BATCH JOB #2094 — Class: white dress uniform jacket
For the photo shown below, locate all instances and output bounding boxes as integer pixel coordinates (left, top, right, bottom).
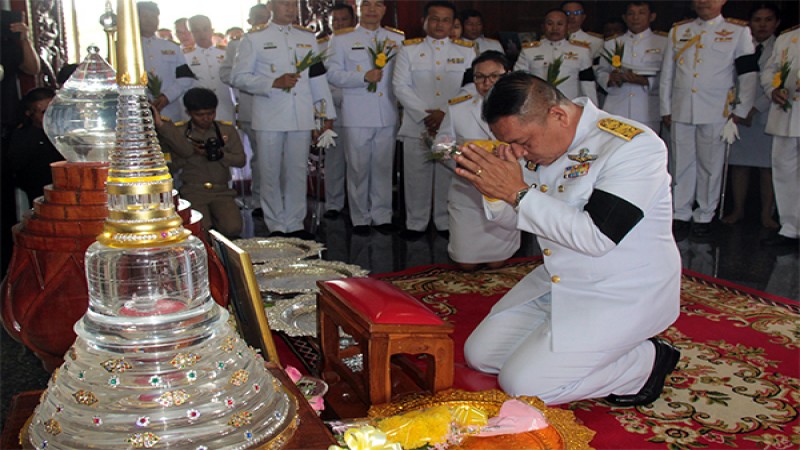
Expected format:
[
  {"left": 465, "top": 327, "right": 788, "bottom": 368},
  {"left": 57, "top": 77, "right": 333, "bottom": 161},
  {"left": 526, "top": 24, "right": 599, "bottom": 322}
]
[
  {"left": 569, "top": 29, "right": 603, "bottom": 60},
  {"left": 483, "top": 98, "right": 680, "bottom": 352},
  {"left": 515, "top": 39, "right": 598, "bottom": 104},
  {"left": 467, "top": 36, "right": 504, "bottom": 55},
  {"left": 596, "top": 29, "right": 667, "bottom": 129},
  {"left": 184, "top": 44, "right": 236, "bottom": 122},
  {"left": 141, "top": 35, "right": 193, "bottom": 122},
  {"left": 436, "top": 93, "right": 522, "bottom": 264},
  {"left": 761, "top": 26, "right": 800, "bottom": 239}
]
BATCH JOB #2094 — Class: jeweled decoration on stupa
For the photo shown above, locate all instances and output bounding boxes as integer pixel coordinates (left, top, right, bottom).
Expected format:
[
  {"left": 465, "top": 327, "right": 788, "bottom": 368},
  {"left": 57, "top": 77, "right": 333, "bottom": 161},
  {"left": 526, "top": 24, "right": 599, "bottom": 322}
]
[{"left": 26, "top": 1, "right": 298, "bottom": 448}]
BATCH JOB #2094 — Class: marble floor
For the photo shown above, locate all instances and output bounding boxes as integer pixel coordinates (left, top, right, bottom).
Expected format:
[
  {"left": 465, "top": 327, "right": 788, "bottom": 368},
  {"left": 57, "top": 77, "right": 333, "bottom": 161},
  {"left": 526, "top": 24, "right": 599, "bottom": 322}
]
[{"left": 1, "top": 199, "right": 797, "bottom": 427}]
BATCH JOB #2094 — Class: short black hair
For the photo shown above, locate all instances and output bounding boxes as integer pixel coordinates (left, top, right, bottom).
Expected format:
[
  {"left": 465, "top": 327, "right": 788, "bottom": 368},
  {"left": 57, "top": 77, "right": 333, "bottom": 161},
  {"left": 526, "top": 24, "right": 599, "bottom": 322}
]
[
  {"left": 226, "top": 26, "right": 244, "bottom": 35},
  {"left": 545, "top": 8, "right": 568, "bottom": 20},
  {"left": 331, "top": 2, "right": 355, "bottom": 19},
  {"left": 423, "top": 1, "right": 457, "bottom": 19},
  {"left": 174, "top": 17, "right": 188, "bottom": 27},
  {"left": 21, "top": 87, "right": 56, "bottom": 112},
  {"left": 748, "top": 2, "right": 780, "bottom": 20},
  {"left": 560, "top": 1, "right": 585, "bottom": 10},
  {"left": 183, "top": 87, "right": 218, "bottom": 111},
  {"left": 459, "top": 8, "right": 482, "bottom": 24},
  {"left": 625, "top": 1, "right": 653, "bottom": 13},
  {"left": 482, "top": 72, "right": 568, "bottom": 125},
  {"left": 136, "top": 1, "right": 159, "bottom": 15},
  {"left": 473, "top": 50, "right": 511, "bottom": 72},
  {"left": 188, "top": 15, "right": 211, "bottom": 31}
]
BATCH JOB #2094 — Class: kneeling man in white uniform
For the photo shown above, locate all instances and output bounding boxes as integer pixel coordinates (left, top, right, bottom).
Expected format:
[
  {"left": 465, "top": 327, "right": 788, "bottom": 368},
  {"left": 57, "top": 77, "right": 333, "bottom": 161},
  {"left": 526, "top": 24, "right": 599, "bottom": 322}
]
[{"left": 456, "top": 72, "right": 681, "bottom": 406}]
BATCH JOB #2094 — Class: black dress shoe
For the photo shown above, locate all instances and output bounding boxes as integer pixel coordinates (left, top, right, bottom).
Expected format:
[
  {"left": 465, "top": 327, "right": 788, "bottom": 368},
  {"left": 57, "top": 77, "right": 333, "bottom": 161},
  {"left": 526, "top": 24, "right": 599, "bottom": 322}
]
[
  {"left": 252, "top": 208, "right": 264, "bottom": 218},
  {"left": 373, "top": 223, "right": 396, "bottom": 234},
  {"left": 288, "top": 230, "right": 316, "bottom": 241},
  {"left": 323, "top": 209, "right": 340, "bottom": 219},
  {"left": 672, "top": 220, "right": 690, "bottom": 240},
  {"left": 691, "top": 222, "right": 712, "bottom": 237},
  {"left": 606, "top": 338, "right": 681, "bottom": 407},
  {"left": 352, "top": 225, "right": 371, "bottom": 236},
  {"left": 760, "top": 234, "right": 799, "bottom": 249},
  {"left": 268, "top": 231, "right": 287, "bottom": 237},
  {"left": 399, "top": 229, "right": 425, "bottom": 240}
]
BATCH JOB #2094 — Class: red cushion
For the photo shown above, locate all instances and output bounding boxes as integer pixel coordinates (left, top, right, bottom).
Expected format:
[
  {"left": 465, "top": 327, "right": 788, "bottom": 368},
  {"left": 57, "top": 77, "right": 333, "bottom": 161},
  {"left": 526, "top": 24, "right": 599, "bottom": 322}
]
[{"left": 320, "top": 278, "right": 445, "bottom": 325}]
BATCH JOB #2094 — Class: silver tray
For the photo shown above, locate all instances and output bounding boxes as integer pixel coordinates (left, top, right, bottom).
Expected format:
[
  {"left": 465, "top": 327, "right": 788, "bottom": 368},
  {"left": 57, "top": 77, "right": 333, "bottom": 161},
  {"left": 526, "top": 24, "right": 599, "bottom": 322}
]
[
  {"left": 254, "top": 260, "right": 369, "bottom": 295},
  {"left": 267, "top": 294, "right": 318, "bottom": 337},
  {"left": 233, "top": 237, "right": 324, "bottom": 265}
]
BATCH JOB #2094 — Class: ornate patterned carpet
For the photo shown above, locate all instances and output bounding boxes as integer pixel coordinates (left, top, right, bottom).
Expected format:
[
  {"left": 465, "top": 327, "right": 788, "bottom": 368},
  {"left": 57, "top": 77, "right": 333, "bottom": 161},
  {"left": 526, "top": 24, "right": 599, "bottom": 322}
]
[{"left": 282, "top": 258, "right": 800, "bottom": 449}]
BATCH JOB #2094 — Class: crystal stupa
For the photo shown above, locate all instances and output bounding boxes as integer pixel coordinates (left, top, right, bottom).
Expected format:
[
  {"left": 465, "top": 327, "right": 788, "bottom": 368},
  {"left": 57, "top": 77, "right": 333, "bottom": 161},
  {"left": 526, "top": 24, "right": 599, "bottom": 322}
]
[
  {"left": 27, "top": 1, "right": 298, "bottom": 448},
  {"left": 43, "top": 45, "right": 118, "bottom": 162}
]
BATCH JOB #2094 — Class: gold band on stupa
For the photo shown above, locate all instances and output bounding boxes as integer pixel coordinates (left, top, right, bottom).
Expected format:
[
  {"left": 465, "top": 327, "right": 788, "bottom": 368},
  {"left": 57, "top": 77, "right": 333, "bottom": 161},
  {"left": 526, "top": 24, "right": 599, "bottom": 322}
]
[{"left": 97, "top": 0, "right": 189, "bottom": 248}]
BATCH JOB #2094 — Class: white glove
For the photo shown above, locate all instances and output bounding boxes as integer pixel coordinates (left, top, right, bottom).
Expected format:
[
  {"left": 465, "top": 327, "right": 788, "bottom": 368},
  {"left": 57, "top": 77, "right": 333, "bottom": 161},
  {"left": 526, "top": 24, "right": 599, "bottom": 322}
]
[
  {"left": 316, "top": 129, "right": 337, "bottom": 149},
  {"left": 720, "top": 117, "right": 739, "bottom": 145}
]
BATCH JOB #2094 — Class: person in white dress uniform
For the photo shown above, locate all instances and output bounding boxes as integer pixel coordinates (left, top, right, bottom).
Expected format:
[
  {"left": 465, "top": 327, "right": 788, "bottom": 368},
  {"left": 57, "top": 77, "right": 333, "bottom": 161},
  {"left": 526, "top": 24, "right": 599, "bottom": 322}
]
[
  {"left": 436, "top": 51, "right": 523, "bottom": 269},
  {"left": 722, "top": 3, "right": 780, "bottom": 229},
  {"left": 137, "top": 2, "right": 194, "bottom": 122},
  {"left": 562, "top": 1, "right": 603, "bottom": 60},
  {"left": 460, "top": 9, "right": 504, "bottom": 55},
  {"left": 660, "top": 0, "right": 758, "bottom": 238},
  {"left": 760, "top": 24, "right": 800, "bottom": 249},
  {"left": 595, "top": 1, "right": 667, "bottom": 132},
  {"left": 185, "top": 15, "right": 235, "bottom": 123},
  {"left": 515, "top": 9, "right": 597, "bottom": 104},
  {"left": 326, "top": 0, "right": 403, "bottom": 234},
  {"left": 455, "top": 72, "right": 681, "bottom": 405},
  {"left": 393, "top": 1, "right": 474, "bottom": 238},
  {"left": 230, "top": 0, "right": 336, "bottom": 238}
]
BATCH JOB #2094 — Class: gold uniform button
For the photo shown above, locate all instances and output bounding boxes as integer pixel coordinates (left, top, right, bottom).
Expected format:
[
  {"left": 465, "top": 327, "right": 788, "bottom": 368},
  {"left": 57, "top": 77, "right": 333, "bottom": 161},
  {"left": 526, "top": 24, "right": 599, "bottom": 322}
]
[
  {"left": 436, "top": 61, "right": 441, "bottom": 65},
  {"left": 203, "top": 182, "right": 213, "bottom": 190},
  {"left": 551, "top": 275, "right": 561, "bottom": 283},
  {"left": 436, "top": 76, "right": 442, "bottom": 80},
  {"left": 691, "top": 88, "right": 697, "bottom": 93},
  {"left": 558, "top": 185, "right": 565, "bottom": 192},
  {"left": 543, "top": 248, "right": 552, "bottom": 256},
  {"left": 693, "top": 73, "right": 698, "bottom": 78},
  {"left": 540, "top": 185, "right": 548, "bottom": 193},
  {"left": 379, "top": 92, "right": 384, "bottom": 97}
]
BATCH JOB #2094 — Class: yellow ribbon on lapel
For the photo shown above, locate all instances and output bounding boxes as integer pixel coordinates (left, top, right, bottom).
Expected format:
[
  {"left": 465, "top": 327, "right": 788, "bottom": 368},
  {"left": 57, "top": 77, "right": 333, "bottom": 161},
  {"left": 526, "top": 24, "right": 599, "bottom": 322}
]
[{"left": 674, "top": 35, "right": 701, "bottom": 62}]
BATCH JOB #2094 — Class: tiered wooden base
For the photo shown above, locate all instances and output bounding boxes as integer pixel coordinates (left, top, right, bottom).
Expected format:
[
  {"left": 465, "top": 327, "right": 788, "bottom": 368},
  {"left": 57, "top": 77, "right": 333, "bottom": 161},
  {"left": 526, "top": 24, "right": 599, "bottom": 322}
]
[{"left": 1, "top": 162, "right": 228, "bottom": 372}]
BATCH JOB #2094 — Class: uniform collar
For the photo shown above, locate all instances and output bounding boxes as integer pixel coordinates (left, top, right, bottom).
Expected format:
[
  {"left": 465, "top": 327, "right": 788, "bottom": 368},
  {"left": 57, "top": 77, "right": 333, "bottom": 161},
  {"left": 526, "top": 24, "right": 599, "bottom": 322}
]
[
  {"left": 426, "top": 36, "right": 449, "bottom": 46},
  {"left": 544, "top": 38, "right": 567, "bottom": 46},
  {"left": 566, "top": 97, "right": 598, "bottom": 154},
  {"left": 696, "top": 15, "right": 723, "bottom": 27},
  {"left": 269, "top": 20, "right": 293, "bottom": 32},
  {"left": 357, "top": 24, "right": 381, "bottom": 36},
  {"left": 626, "top": 28, "right": 652, "bottom": 40}
]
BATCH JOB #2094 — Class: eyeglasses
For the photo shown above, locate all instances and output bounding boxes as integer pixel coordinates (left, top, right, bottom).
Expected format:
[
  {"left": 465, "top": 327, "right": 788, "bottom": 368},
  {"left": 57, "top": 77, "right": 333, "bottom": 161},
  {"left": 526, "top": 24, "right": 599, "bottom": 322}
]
[
  {"left": 474, "top": 73, "right": 505, "bottom": 83},
  {"left": 564, "top": 10, "right": 585, "bottom": 16}
]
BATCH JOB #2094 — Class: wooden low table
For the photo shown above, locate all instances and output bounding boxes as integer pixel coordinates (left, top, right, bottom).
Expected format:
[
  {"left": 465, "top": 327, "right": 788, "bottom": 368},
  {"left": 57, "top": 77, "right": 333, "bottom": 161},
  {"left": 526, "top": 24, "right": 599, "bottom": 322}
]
[{"left": 1, "top": 363, "right": 335, "bottom": 449}]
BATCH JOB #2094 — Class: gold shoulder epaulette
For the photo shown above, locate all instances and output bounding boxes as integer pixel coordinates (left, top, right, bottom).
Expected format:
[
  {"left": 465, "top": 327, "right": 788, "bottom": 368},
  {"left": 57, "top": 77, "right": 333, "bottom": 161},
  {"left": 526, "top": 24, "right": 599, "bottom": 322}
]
[
  {"left": 317, "top": 35, "right": 330, "bottom": 44},
  {"left": 604, "top": 34, "right": 620, "bottom": 41},
  {"left": 403, "top": 37, "right": 424, "bottom": 46},
  {"left": 570, "top": 39, "right": 591, "bottom": 49},
  {"left": 448, "top": 94, "right": 473, "bottom": 105},
  {"left": 294, "top": 24, "right": 314, "bottom": 33},
  {"left": 182, "top": 45, "right": 195, "bottom": 53},
  {"left": 334, "top": 27, "right": 355, "bottom": 36},
  {"left": 453, "top": 39, "right": 474, "bottom": 48},
  {"left": 587, "top": 31, "right": 603, "bottom": 39},
  {"left": 654, "top": 30, "right": 668, "bottom": 37},
  {"left": 384, "top": 26, "right": 404, "bottom": 36},
  {"left": 522, "top": 41, "right": 541, "bottom": 49},
  {"left": 780, "top": 24, "right": 800, "bottom": 35},
  {"left": 597, "top": 118, "right": 645, "bottom": 141},
  {"left": 248, "top": 23, "right": 268, "bottom": 33},
  {"left": 725, "top": 18, "right": 748, "bottom": 27},
  {"left": 173, "top": 120, "right": 186, "bottom": 126},
  {"left": 672, "top": 18, "right": 693, "bottom": 27},
  {"left": 218, "top": 120, "right": 233, "bottom": 126}
]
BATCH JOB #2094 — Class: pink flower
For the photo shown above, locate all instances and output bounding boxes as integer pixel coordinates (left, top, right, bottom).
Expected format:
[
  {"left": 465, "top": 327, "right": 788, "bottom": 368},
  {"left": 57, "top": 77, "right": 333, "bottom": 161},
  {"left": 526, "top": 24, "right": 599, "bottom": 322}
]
[
  {"left": 307, "top": 395, "right": 325, "bottom": 412},
  {"left": 284, "top": 365, "right": 302, "bottom": 384}
]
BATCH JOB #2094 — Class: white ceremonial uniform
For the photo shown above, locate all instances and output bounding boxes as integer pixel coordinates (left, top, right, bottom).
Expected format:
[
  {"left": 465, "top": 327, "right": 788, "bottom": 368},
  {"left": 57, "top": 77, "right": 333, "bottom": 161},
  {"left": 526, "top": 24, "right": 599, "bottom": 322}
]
[
  {"left": 183, "top": 44, "right": 236, "bottom": 122},
  {"left": 761, "top": 26, "right": 800, "bottom": 239},
  {"left": 436, "top": 93, "right": 524, "bottom": 264},
  {"left": 596, "top": 29, "right": 667, "bottom": 131},
  {"left": 466, "top": 36, "right": 504, "bottom": 55},
  {"left": 660, "top": 16, "right": 757, "bottom": 224},
  {"left": 464, "top": 98, "right": 680, "bottom": 405},
  {"left": 326, "top": 25, "right": 405, "bottom": 226},
  {"left": 220, "top": 36, "right": 259, "bottom": 199},
  {"left": 569, "top": 29, "right": 603, "bottom": 60},
  {"left": 142, "top": 35, "right": 194, "bottom": 122},
  {"left": 230, "top": 22, "right": 336, "bottom": 234},
  {"left": 515, "top": 39, "right": 598, "bottom": 104},
  {"left": 318, "top": 35, "right": 346, "bottom": 214},
  {"left": 393, "top": 36, "right": 475, "bottom": 232},
  {"left": 728, "top": 35, "right": 776, "bottom": 168}
]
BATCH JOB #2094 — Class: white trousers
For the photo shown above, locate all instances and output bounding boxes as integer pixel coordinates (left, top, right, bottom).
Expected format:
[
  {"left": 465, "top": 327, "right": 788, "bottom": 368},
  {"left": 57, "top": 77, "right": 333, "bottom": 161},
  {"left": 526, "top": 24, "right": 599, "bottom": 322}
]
[
  {"left": 240, "top": 121, "right": 259, "bottom": 199},
  {"left": 670, "top": 121, "right": 726, "bottom": 223},
  {"left": 344, "top": 126, "right": 396, "bottom": 226},
  {"left": 402, "top": 137, "right": 452, "bottom": 231},
  {"left": 464, "top": 293, "right": 655, "bottom": 405},
  {"left": 255, "top": 130, "right": 311, "bottom": 233},
  {"left": 323, "top": 125, "right": 347, "bottom": 212},
  {"left": 771, "top": 136, "right": 799, "bottom": 238}
]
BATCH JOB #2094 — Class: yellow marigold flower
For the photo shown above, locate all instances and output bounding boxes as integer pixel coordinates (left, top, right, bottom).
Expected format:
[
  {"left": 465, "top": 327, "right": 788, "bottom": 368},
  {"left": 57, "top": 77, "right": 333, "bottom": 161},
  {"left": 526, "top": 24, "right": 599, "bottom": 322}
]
[
  {"left": 772, "top": 71, "right": 782, "bottom": 88},
  {"left": 375, "top": 53, "right": 388, "bottom": 68},
  {"left": 612, "top": 55, "right": 622, "bottom": 68}
]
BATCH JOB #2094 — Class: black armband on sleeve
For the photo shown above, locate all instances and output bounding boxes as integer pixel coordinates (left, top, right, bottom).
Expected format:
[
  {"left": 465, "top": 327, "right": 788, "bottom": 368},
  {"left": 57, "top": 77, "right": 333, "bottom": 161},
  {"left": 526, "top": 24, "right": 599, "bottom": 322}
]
[
  {"left": 176, "top": 64, "right": 196, "bottom": 79},
  {"left": 735, "top": 53, "right": 759, "bottom": 75},
  {"left": 309, "top": 61, "right": 327, "bottom": 78},
  {"left": 584, "top": 189, "right": 644, "bottom": 244},
  {"left": 579, "top": 67, "right": 595, "bottom": 82}
]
